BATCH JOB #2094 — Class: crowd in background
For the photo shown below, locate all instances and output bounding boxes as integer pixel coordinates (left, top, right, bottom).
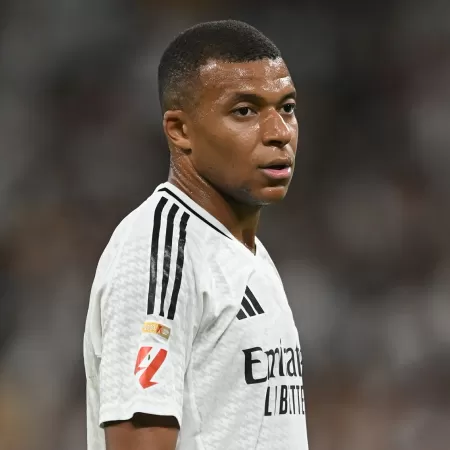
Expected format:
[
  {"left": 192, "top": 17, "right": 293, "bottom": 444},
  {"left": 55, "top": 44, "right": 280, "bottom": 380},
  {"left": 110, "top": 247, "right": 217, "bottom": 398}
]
[{"left": 1, "top": 0, "right": 450, "bottom": 449}]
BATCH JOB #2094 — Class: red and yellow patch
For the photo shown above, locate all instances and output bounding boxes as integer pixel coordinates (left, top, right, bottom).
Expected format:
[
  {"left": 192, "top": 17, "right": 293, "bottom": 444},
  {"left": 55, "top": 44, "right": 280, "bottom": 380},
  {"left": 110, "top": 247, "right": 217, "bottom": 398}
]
[{"left": 142, "top": 321, "right": 171, "bottom": 340}]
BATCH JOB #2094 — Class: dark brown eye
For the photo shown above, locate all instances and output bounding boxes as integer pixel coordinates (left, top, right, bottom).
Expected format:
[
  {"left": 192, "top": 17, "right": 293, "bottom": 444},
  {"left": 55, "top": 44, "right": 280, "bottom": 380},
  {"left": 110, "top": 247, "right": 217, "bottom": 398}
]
[
  {"left": 233, "top": 107, "right": 254, "bottom": 117},
  {"left": 282, "top": 103, "right": 296, "bottom": 114}
]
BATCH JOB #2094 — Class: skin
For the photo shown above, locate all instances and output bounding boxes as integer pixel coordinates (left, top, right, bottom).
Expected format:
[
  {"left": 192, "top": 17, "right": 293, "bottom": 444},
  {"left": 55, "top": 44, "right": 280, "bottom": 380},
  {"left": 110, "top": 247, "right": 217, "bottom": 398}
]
[
  {"left": 105, "top": 414, "right": 179, "bottom": 450},
  {"left": 165, "top": 57, "right": 298, "bottom": 251},
  {"left": 105, "top": 56, "right": 298, "bottom": 450}
]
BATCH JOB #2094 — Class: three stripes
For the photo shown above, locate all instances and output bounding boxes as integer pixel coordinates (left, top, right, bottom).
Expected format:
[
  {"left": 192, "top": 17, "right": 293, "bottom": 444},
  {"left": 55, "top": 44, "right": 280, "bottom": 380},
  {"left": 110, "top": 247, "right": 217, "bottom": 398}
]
[
  {"left": 236, "top": 287, "right": 265, "bottom": 320},
  {"left": 148, "top": 192, "right": 265, "bottom": 323},
  {"left": 148, "top": 197, "right": 190, "bottom": 320}
]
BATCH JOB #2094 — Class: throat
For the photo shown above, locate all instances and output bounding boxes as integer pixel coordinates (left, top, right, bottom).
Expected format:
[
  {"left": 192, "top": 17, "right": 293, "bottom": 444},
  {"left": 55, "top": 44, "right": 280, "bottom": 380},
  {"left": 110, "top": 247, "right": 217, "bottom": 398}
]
[
  {"left": 242, "top": 230, "right": 256, "bottom": 254},
  {"left": 168, "top": 166, "right": 260, "bottom": 250}
]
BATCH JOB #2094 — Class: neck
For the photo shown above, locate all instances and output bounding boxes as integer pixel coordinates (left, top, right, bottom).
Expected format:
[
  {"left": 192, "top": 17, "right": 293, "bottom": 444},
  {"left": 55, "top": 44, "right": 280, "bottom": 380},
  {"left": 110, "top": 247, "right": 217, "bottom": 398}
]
[{"left": 168, "top": 163, "right": 261, "bottom": 252}]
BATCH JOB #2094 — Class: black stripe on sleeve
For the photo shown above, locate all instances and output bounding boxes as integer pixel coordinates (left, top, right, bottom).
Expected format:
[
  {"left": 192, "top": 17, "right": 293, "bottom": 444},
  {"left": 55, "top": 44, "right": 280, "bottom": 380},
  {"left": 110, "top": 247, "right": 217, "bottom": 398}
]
[
  {"left": 241, "top": 296, "right": 256, "bottom": 317},
  {"left": 147, "top": 197, "right": 169, "bottom": 315},
  {"left": 236, "top": 309, "right": 247, "bottom": 320},
  {"left": 245, "top": 287, "right": 264, "bottom": 314},
  {"left": 159, "top": 203, "right": 180, "bottom": 317},
  {"left": 167, "top": 212, "right": 190, "bottom": 320},
  {"left": 157, "top": 187, "right": 230, "bottom": 240}
]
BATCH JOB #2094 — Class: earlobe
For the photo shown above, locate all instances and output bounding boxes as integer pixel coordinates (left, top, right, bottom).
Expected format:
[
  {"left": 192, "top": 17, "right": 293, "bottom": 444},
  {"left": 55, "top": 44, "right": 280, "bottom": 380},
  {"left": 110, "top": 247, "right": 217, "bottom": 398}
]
[{"left": 163, "top": 111, "right": 191, "bottom": 151}]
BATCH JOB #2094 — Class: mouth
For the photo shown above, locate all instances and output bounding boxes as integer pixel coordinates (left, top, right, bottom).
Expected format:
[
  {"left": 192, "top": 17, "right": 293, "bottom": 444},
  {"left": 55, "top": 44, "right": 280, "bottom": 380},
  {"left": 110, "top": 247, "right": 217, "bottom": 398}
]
[
  {"left": 259, "top": 162, "right": 293, "bottom": 180},
  {"left": 264, "top": 164, "right": 290, "bottom": 170}
]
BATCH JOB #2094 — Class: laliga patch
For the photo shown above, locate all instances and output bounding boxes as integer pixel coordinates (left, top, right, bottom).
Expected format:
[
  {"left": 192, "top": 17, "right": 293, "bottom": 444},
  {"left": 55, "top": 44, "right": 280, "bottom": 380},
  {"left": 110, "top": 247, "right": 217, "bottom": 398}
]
[
  {"left": 134, "top": 346, "right": 167, "bottom": 389},
  {"left": 142, "top": 321, "right": 171, "bottom": 340}
]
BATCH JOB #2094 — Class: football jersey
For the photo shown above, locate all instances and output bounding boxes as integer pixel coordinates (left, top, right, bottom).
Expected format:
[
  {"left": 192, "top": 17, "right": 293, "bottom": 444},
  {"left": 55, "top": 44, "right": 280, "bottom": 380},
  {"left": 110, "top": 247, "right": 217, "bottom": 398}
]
[{"left": 84, "top": 182, "right": 309, "bottom": 450}]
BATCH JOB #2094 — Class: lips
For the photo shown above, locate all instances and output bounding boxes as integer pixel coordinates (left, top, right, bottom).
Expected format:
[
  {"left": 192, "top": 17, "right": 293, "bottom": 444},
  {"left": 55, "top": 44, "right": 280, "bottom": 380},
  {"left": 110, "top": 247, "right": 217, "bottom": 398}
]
[
  {"left": 260, "top": 162, "right": 293, "bottom": 180},
  {"left": 263, "top": 163, "right": 290, "bottom": 170},
  {"left": 260, "top": 158, "right": 293, "bottom": 171}
]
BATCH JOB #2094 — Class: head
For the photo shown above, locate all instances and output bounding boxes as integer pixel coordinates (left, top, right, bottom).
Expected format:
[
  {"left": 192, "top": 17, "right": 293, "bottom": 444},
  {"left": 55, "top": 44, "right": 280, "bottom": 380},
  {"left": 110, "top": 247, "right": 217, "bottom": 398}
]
[{"left": 158, "top": 20, "right": 298, "bottom": 206}]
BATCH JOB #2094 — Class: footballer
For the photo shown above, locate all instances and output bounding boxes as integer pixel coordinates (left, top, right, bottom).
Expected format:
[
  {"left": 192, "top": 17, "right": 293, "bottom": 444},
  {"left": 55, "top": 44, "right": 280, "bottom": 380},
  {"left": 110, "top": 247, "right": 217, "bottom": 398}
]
[{"left": 84, "top": 19, "right": 309, "bottom": 450}]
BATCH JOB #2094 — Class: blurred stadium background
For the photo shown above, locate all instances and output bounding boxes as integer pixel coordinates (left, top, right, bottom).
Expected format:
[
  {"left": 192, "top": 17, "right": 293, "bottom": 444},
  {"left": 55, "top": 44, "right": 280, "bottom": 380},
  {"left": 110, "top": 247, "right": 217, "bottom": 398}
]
[{"left": 1, "top": 0, "right": 450, "bottom": 449}]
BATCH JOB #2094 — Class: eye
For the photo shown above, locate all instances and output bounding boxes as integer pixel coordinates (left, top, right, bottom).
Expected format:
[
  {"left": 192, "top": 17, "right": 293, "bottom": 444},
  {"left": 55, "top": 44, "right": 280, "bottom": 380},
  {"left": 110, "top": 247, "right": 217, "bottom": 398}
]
[
  {"left": 282, "top": 103, "right": 296, "bottom": 114},
  {"left": 233, "top": 107, "right": 256, "bottom": 117}
]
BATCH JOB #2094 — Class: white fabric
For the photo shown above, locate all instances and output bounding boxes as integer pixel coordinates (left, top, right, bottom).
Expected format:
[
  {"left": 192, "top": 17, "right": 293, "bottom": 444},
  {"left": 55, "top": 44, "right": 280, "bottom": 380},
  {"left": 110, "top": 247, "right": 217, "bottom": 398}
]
[{"left": 84, "top": 182, "right": 309, "bottom": 450}]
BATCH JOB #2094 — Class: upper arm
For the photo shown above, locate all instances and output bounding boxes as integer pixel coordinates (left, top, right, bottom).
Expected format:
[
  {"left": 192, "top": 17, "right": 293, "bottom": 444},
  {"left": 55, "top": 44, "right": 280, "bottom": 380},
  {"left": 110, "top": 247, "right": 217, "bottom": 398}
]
[
  {"left": 105, "top": 414, "right": 179, "bottom": 450},
  {"left": 97, "top": 202, "right": 202, "bottom": 434}
]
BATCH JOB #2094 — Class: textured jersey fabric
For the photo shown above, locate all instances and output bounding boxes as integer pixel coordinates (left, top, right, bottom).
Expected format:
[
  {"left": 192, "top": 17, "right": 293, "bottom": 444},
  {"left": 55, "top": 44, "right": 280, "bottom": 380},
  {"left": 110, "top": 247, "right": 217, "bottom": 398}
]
[{"left": 84, "top": 182, "right": 309, "bottom": 450}]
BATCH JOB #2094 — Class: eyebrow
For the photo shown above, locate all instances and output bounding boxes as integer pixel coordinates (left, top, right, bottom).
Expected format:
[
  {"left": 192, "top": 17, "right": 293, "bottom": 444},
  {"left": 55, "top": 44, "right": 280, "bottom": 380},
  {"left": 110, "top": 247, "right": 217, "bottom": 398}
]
[{"left": 228, "top": 90, "right": 296, "bottom": 106}]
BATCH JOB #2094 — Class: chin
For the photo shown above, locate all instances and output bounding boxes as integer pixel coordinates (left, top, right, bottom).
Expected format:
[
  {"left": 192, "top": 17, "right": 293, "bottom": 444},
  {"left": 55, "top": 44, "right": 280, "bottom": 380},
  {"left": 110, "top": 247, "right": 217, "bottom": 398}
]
[
  {"left": 231, "top": 183, "right": 289, "bottom": 206},
  {"left": 255, "top": 185, "right": 289, "bottom": 205}
]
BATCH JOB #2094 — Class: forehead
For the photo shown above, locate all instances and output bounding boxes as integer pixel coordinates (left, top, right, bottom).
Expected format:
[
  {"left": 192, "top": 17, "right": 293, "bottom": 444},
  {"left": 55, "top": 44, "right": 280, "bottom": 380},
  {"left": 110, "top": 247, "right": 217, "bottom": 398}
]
[{"left": 197, "top": 58, "right": 294, "bottom": 100}]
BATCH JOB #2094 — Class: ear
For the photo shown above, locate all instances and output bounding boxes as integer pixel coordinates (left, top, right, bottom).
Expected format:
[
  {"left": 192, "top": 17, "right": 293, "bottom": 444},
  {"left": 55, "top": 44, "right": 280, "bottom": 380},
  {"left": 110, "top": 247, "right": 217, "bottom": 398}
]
[{"left": 163, "top": 110, "right": 191, "bottom": 151}]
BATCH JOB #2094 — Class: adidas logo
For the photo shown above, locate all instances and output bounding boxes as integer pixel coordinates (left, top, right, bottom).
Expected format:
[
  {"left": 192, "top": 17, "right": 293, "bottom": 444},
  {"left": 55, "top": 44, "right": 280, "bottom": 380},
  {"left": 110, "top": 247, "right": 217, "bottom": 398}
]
[{"left": 236, "top": 287, "right": 265, "bottom": 320}]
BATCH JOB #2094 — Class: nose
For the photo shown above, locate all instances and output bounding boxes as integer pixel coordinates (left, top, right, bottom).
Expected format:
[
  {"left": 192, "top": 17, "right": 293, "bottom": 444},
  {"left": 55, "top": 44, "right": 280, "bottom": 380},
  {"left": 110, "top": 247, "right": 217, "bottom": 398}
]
[{"left": 261, "top": 109, "right": 292, "bottom": 148}]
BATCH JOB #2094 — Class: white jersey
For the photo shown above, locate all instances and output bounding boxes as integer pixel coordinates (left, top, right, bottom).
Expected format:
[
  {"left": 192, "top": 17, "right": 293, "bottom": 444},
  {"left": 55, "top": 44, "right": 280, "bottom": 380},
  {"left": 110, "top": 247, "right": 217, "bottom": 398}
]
[{"left": 84, "top": 182, "right": 309, "bottom": 450}]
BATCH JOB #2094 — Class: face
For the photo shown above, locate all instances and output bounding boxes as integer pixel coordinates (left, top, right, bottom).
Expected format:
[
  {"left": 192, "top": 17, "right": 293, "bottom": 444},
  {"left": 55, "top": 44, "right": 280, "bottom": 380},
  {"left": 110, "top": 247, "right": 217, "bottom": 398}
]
[{"left": 180, "top": 57, "right": 298, "bottom": 205}]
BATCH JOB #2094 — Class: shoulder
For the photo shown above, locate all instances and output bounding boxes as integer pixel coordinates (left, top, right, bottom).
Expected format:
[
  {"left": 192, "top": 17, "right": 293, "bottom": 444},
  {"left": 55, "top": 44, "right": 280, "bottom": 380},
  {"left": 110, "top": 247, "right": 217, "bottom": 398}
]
[{"left": 96, "top": 188, "right": 215, "bottom": 281}]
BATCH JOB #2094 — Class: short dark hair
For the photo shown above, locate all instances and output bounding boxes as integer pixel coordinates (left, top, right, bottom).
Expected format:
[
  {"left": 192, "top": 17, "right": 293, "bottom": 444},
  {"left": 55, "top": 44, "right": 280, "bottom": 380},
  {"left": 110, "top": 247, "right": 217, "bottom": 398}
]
[{"left": 157, "top": 20, "right": 282, "bottom": 112}]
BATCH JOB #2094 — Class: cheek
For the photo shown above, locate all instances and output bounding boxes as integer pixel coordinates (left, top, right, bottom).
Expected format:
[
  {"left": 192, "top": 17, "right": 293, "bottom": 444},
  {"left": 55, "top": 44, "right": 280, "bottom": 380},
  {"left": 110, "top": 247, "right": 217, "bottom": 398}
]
[
  {"left": 290, "top": 123, "right": 299, "bottom": 153},
  {"left": 196, "top": 122, "right": 258, "bottom": 168},
  {"left": 221, "top": 121, "right": 261, "bottom": 165}
]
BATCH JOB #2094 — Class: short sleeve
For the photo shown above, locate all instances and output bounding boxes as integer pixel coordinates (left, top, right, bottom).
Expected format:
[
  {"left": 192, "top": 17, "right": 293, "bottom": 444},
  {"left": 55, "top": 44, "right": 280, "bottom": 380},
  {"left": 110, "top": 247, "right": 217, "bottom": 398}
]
[{"left": 97, "top": 205, "right": 202, "bottom": 427}]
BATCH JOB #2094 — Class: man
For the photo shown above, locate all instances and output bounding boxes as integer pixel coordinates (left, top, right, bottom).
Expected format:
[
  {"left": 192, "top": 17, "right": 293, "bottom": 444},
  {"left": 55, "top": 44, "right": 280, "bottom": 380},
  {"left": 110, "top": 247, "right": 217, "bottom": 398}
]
[{"left": 84, "top": 19, "right": 309, "bottom": 450}]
